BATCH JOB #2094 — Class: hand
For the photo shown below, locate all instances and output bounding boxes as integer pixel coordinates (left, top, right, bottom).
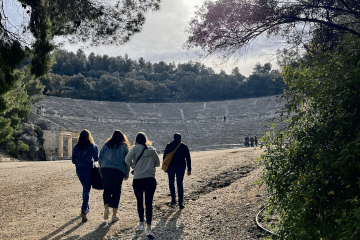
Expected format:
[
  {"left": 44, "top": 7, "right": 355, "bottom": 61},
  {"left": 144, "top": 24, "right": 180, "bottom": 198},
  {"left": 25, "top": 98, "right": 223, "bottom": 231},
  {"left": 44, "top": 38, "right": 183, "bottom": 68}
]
[
  {"left": 187, "top": 171, "right": 191, "bottom": 176},
  {"left": 124, "top": 178, "right": 128, "bottom": 181}
]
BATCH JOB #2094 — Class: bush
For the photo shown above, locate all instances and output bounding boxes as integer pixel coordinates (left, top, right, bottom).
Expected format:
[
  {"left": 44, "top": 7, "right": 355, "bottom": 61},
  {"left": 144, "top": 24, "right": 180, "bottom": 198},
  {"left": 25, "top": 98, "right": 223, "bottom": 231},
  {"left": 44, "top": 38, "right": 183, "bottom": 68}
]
[
  {"left": 6, "top": 141, "right": 19, "bottom": 158},
  {"left": 17, "top": 140, "right": 29, "bottom": 152},
  {"left": 260, "top": 36, "right": 360, "bottom": 239}
]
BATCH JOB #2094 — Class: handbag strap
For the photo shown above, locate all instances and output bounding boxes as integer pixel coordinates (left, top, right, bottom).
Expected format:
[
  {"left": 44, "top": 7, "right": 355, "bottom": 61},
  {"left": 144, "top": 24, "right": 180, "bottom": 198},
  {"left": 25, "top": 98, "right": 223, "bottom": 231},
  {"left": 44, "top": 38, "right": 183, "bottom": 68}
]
[
  {"left": 172, "top": 142, "right": 182, "bottom": 155},
  {"left": 134, "top": 145, "right": 147, "bottom": 167}
]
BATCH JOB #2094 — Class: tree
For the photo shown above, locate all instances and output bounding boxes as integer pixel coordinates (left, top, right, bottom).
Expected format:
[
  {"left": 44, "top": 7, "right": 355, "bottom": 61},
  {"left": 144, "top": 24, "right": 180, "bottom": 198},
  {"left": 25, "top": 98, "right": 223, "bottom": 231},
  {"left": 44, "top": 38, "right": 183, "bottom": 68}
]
[
  {"left": 261, "top": 35, "right": 360, "bottom": 239},
  {"left": 0, "top": 0, "right": 161, "bottom": 141},
  {"left": 0, "top": 67, "right": 44, "bottom": 149},
  {"left": 1, "top": 0, "right": 160, "bottom": 76},
  {"left": 185, "top": 0, "right": 360, "bottom": 59},
  {"left": 65, "top": 74, "right": 91, "bottom": 91},
  {"left": 0, "top": 0, "right": 161, "bottom": 95}
]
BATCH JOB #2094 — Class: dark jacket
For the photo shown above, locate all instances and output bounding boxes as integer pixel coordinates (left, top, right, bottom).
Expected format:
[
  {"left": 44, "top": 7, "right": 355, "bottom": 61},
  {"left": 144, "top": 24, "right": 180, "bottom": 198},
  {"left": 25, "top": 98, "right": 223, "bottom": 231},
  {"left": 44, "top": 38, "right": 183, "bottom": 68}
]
[
  {"left": 163, "top": 141, "right": 191, "bottom": 171},
  {"left": 72, "top": 144, "right": 99, "bottom": 168}
]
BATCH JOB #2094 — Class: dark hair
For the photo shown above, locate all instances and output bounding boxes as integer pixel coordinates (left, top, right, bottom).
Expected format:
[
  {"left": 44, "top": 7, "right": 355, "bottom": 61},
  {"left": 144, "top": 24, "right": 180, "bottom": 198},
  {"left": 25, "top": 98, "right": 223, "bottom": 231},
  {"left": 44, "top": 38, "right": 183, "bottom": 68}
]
[
  {"left": 135, "top": 132, "right": 152, "bottom": 146},
  {"left": 76, "top": 129, "right": 94, "bottom": 149},
  {"left": 105, "top": 130, "right": 131, "bottom": 149},
  {"left": 174, "top": 133, "right": 181, "bottom": 142}
]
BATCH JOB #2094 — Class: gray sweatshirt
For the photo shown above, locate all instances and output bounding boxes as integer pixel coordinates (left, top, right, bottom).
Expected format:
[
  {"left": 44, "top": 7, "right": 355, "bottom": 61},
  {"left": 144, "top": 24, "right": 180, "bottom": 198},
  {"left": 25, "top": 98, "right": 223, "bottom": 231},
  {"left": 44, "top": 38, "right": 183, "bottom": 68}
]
[
  {"left": 99, "top": 144, "right": 130, "bottom": 178},
  {"left": 125, "top": 144, "right": 160, "bottom": 179}
]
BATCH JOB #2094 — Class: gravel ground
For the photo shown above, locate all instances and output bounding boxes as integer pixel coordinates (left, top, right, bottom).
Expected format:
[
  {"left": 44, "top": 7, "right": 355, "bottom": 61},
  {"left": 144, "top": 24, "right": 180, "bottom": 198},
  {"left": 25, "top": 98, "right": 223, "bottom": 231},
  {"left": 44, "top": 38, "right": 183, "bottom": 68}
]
[{"left": 0, "top": 148, "right": 269, "bottom": 240}]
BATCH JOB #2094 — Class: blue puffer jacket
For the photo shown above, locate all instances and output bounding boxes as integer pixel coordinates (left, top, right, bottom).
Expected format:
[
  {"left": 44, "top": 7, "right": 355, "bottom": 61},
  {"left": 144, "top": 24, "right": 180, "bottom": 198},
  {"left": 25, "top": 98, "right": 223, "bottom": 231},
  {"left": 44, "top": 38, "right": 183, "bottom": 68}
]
[{"left": 72, "top": 144, "right": 99, "bottom": 168}]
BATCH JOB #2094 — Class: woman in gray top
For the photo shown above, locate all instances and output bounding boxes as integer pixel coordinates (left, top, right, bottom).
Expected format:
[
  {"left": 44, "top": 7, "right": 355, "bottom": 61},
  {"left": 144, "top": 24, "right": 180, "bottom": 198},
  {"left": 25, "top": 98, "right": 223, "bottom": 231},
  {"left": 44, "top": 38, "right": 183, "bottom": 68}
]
[
  {"left": 125, "top": 132, "right": 160, "bottom": 238},
  {"left": 99, "top": 130, "right": 130, "bottom": 222}
]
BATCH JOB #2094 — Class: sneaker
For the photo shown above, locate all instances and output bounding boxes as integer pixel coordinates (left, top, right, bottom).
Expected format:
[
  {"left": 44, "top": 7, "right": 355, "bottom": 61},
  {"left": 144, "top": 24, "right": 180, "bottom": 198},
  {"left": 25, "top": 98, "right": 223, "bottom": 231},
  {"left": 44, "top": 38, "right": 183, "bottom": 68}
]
[
  {"left": 111, "top": 215, "right": 119, "bottom": 222},
  {"left": 137, "top": 222, "right": 145, "bottom": 231},
  {"left": 104, "top": 208, "right": 109, "bottom": 220},
  {"left": 80, "top": 211, "right": 88, "bottom": 221},
  {"left": 170, "top": 200, "right": 176, "bottom": 205},
  {"left": 179, "top": 204, "right": 185, "bottom": 210},
  {"left": 146, "top": 228, "right": 155, "bottom": 238}
]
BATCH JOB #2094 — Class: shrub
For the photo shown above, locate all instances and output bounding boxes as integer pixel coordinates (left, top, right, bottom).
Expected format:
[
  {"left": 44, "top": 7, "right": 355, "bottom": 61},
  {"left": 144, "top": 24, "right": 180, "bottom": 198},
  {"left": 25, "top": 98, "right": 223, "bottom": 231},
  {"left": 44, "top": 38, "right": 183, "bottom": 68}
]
[{"left": 260, "top": 36, "right": 360, "bottom": 239}]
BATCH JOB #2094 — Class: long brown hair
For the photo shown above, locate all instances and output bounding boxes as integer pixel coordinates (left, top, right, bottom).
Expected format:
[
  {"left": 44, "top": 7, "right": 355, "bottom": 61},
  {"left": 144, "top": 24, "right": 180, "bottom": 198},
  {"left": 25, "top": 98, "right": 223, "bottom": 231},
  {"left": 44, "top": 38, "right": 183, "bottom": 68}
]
[
  {"left": 76, "top": 129, "right": 95, "bottom": 149},
  {"left": 135, "top": 132, "right": 152, "bottom": 146},
  {"left": 105, "top": 130, "right": 131, "bottom": 149}
]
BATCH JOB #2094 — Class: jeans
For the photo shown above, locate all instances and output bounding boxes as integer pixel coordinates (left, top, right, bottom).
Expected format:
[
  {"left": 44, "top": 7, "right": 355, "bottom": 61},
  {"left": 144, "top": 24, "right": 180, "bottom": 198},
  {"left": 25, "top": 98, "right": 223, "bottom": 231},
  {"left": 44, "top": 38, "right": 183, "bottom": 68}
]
[
  {"left": 167, "top": 166, "right": 186, "bottom": 203},
  {"left": 76, "top": 167, "right": 92, "bottom": 213},
  {"left": 133, "top": 177, "right": 157, "bottom": 225},
  {"left": 100, "top": 168, "right": 124, "bottom": 209}
]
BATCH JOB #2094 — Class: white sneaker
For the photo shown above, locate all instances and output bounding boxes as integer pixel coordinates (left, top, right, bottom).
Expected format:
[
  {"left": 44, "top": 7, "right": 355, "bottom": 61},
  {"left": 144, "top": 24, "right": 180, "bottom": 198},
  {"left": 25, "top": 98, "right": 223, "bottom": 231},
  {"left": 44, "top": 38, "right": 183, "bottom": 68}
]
[
  {"left": 137, "top": 222, "right": 145, "bottom": 231},
  {"left": 146, "top": 228, "right": 154, "bottom": 237},
  {"left": 111, "top": 215, "right": 119, "bottom": 222}
]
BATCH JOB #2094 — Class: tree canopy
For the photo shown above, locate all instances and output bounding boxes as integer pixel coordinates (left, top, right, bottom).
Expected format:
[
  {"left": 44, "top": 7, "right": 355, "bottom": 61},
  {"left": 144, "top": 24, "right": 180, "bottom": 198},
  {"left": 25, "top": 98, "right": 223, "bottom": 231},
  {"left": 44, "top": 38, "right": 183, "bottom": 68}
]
[
  {"left": 39, "top": 49, "right": 286, "bottom": 102},
  {"left": 1, "top": 0, "right": 160, "bottom": 80},
  {"left": 185, "top": 0, "right": 360, "bottom": 59}
]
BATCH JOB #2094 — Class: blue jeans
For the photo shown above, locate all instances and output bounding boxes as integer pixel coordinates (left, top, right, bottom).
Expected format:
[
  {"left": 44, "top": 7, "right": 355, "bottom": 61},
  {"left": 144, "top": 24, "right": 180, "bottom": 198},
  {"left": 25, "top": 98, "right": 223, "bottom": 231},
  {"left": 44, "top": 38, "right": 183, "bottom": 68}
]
[
  {"left": 76, "top": 167, "right": 92, "bottom": 213},
  {"left": 167, "top": 166, "right": 186, "bottom": 203}
]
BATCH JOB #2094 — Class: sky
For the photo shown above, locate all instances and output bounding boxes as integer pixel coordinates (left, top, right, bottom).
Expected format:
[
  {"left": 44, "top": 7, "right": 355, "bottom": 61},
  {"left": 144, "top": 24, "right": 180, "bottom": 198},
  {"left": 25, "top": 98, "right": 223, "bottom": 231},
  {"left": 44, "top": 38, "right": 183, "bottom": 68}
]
[
  {"left": 64, "top": 0, "right": 282, "bottom": 77},
  {"left": 5, "top": 0, "right": 282, "bottom": 77}
]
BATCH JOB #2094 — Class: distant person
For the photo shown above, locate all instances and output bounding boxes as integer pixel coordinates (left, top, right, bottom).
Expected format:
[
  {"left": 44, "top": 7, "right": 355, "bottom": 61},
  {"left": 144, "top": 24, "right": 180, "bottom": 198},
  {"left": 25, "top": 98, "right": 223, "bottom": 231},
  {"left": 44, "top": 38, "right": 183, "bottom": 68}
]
[
  {"left": 125, "top": 132, "right": 160, "bottom": 238},
  {"left": 244, "top": 136, "right": 250, "bottom": 147},
  {"left": 163, "top": 133, "right": 192, "bottom": 210},
  {"left": 72, "top": 129, "right": 99, "bottom": 221},
  {"left": 98, "top": 130, "right": 130, "bottom": 222},
  {"left": 255, "top": 136, "right": 258, "bottom": 148},
  {"left": 250, "top": 136, "right": 255, "bottom": 147}
]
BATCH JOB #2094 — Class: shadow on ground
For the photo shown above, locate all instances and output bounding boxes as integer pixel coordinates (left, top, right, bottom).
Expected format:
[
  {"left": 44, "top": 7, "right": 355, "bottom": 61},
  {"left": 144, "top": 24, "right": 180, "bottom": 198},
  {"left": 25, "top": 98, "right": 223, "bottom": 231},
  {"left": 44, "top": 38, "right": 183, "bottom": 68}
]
[
  {"left": 39, "top": 216, "right": 83, "bottom": 240},
  {"left": 39, "top": 216, "right": 115, "bottom": 240},
  {"left": 129, "top": 206, "right": 183, "bottom": 240}
]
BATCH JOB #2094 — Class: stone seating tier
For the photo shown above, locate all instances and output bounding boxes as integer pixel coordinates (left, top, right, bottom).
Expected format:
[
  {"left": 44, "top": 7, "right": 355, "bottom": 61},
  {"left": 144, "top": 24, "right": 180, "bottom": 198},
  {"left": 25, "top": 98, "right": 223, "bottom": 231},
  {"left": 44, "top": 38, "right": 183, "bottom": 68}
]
[
  {"left": 33, "top": 95, "right": 283, "bottom": 151},
  {"left": 154, "top": 103, "right": 183, "bottom": 119}
]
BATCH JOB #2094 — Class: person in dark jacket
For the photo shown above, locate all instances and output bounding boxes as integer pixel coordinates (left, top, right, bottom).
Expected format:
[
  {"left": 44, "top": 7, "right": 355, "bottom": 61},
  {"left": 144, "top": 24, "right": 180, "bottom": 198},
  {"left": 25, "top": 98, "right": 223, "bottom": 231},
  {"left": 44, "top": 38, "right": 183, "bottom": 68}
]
[
  {"left": 72, "top": 129, "right": 99, "bottom": 221},
  {"left": 99, "top": 130, "right": 131, "bottom": 222},
  {"left": 163, "top": 133, "right": 191, "bottom": 209}
]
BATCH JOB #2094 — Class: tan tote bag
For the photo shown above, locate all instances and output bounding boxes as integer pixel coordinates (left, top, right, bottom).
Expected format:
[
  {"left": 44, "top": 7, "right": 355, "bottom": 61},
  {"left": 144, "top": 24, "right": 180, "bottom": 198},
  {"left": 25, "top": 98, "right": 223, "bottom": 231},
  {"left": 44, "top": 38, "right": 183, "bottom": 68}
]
[{"left": 161, "top": 143, "right": 181, "bottom": 172}]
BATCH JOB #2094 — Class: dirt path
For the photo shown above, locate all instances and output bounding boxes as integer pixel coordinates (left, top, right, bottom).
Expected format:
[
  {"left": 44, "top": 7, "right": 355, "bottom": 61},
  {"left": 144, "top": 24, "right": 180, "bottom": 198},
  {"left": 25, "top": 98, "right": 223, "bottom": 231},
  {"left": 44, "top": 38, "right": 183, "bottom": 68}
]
[{"left": 0, "top": 148, "right": 268, "bottom": 240}]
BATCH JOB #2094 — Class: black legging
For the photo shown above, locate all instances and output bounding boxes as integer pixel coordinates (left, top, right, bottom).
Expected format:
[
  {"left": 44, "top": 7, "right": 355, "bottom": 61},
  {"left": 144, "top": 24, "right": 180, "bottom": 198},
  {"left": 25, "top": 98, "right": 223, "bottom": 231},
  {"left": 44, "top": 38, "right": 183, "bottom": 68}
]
[
  {"left": 132, "top": 177, "right": 157, "bottom": 225},
  {"left": 100, "top": 168, "right": 124, "bottom": 209}
]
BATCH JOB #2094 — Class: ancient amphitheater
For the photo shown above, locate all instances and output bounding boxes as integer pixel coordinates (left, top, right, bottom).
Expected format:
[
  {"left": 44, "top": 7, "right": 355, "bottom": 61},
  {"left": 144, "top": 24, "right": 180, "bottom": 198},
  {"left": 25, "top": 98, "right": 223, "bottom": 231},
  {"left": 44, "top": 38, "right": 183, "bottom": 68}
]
[{"left": 30, "top": 95, "right": 283, "bottom": 159}]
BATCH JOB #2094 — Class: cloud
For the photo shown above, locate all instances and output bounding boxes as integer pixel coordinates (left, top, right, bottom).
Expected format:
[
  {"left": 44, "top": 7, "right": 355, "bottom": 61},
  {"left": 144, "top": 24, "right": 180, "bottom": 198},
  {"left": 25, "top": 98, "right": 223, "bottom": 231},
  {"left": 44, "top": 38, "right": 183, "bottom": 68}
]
[{"left": 64, "top": 0, "right": 282, "bottom": 77}]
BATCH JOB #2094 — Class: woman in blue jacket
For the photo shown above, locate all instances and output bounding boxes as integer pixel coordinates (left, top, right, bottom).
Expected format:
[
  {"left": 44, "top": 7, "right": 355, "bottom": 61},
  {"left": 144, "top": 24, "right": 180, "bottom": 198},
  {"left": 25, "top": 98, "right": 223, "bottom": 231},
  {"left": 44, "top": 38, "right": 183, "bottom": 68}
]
[
  {"left": 99, "top": 130, "right": 130, "bottom": 222},
  {"left": 72, "top": 129, "right": 99, "bottom": 221}
]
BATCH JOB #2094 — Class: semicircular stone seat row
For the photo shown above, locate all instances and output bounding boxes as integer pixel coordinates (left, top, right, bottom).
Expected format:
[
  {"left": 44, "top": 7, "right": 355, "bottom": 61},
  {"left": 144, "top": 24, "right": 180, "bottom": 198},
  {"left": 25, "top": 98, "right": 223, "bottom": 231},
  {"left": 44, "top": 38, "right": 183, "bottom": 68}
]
[{"left": 32, "top": 95, "right": 284, "bottom": 151}]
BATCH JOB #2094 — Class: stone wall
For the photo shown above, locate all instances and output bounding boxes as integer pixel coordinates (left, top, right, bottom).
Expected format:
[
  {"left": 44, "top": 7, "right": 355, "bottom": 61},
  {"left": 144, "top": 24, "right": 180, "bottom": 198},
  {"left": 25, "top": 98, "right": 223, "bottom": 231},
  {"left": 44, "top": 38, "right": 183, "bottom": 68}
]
[
  {"left": 27, "top": 112, "right": 79, "bottom": 160},
  {"left": 43, "top": 130, "right": 59, "bottom": 158}
]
